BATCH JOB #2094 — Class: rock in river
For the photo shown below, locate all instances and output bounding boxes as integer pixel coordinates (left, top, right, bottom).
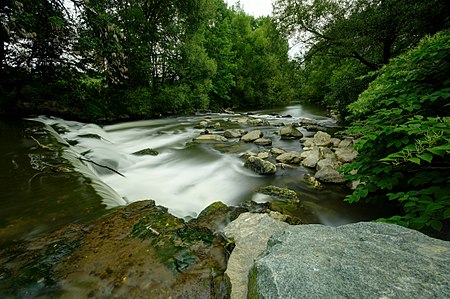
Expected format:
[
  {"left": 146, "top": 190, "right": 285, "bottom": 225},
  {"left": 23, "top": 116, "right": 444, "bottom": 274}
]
[
  {"left": 312, "top": 131, "right": 332, "bottom": 147},
  {"left": 223, "top": 129, "right": 246, "bottom": 139},
  {"left": 279, "top": 125, "right": 303, "bottom": 139},
  {"left": 254, "top": 138, "right": 272, "bottom": 146},
  {"left": 244, "top": 156, "right": 276, "bottom": 175},
  {"left": 315, "top": 165, "right": 345, "bottom": 183},
  {"left": 276, "top": 151, "right": 303, "bottom": 165},
  {"left": 193, "top": 134, "right": 228, "bottom": 143},
  {"left": 247, "top": 222, "right": 450, "bottom": 299},
  {"left": 241, "top": 130, "right": 263, "bottom": 142}
]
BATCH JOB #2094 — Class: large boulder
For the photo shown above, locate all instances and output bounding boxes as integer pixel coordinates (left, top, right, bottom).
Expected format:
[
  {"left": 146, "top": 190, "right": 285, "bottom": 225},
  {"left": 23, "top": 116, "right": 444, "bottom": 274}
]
[
  {"left": 0, "top": 201, "right": 231, "bottom": 298},
  {"left": 244, "top": 156, "right": 276, "bottom": 175},
  {"left": 280, "top": 125, "right": 303, "bottom": 139},
  {"left": 276, "top": 151, "right": 303, "bottom": 165},
  {"left": 223, "top": 213, "right": 289, "bottom": 299},
  {"left": 241, "top": 130, "right": 263, "bottom": 142},
  {"left": 248, "top": 222, "right": 450, "bottom": 299}
]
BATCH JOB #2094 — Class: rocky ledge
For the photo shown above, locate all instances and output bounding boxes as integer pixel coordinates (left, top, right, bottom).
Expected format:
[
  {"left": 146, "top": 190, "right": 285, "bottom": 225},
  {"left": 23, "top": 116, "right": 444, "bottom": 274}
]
[
  {"left": 225, "top": 213, "right": 450, "bottom": 299},
  {"left": 0, "top": 201, "right": 234, "bottom": 298}
]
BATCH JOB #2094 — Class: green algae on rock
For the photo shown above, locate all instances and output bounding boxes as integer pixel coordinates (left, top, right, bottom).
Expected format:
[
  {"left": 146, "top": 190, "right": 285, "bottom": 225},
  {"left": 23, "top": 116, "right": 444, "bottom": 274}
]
[
  {"left": 257, "top": 186, "right": 299, "bottom": 203},
  {"left": 0, "top": 200, "right": 231, "bottom": 299}
]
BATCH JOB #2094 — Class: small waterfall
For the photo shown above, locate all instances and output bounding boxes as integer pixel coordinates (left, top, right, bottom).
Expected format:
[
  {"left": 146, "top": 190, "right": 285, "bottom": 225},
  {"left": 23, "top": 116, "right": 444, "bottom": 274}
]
[{"left": 34, "top": 119, "right": 127, "bottom": 208}]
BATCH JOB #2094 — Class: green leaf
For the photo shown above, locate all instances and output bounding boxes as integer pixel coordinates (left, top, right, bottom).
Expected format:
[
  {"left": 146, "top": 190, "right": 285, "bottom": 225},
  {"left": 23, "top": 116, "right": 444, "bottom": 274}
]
[
  {"left": 425, "top": 203, "right": 444, "bottom": 213},
  {"left": 408, "top": 157, "right": 421, "bottom": 165},
  {"left": 417, "top": 153, "right": 433, "bottom": 164},
  {"left": 429, "top": 220, "right": 443, "bottom": 232},
  {"left": 444, "top": 208, "right": 450, "bottom": 220}
]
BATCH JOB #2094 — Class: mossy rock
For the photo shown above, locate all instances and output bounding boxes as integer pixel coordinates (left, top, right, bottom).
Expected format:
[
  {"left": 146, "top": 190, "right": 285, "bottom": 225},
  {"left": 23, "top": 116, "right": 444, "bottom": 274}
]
[
  {"left": 257, "top": 186, "right": 299, "bottom": 203},
  {"left": 130, "top": 205, "right": 227, "bottom": 273},
  {"left": 0, "top": 200, "right": 231, "bottom": 298},
  {"left": 189, "top": 201, "right": 247, "bottom": 233}
]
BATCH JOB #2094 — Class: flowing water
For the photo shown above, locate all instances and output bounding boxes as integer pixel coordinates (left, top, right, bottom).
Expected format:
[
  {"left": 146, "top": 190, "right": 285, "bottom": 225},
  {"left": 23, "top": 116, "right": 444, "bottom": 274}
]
[{"left": 0, "top": 103, "right": 381, "bottom": 248}]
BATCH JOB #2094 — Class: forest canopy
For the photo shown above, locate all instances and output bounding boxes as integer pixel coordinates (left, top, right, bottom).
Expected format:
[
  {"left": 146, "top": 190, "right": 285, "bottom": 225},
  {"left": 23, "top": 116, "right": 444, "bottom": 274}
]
[{"left": 0, "top": 0, "right": 295, "bottom": 120}]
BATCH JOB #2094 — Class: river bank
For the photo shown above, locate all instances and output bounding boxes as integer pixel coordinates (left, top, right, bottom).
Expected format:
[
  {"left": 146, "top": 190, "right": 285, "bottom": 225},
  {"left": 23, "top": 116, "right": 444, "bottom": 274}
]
[{"left": 0, "top": 104, "right": 396, "bottom": 296}]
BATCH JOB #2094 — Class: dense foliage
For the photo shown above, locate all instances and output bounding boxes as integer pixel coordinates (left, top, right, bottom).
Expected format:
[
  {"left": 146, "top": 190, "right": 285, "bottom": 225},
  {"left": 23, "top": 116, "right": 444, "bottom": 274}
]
[
  {"left": 0, "top": 0, "right": 295, "bottom": 121},
  {"left": 342, "top": 31, "right": 450, "bottom": 233},
  {"left": 274, "top": 0, "right": 450, "bottom": 119}
]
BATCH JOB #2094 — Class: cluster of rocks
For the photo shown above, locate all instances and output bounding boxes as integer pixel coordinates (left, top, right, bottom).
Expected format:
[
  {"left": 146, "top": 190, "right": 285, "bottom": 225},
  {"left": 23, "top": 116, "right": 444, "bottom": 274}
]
[
  {"left": 224, "top": 213, "right": 450, "bottom": 299},
  {"left": 192, "top": 115, "right": 358, "bottom": 185},
  {"left": 300, "top": 131, "right": 358, "bottom": 184},
  {"left": 242, "top": 129, "right": 358, "bottom": 185}
]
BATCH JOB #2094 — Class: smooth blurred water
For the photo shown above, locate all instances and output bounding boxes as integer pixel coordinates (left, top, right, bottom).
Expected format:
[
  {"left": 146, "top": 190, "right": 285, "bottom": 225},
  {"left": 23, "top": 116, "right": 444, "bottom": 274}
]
[{"left": 0, "top": 104, "right": 382, "bottom": 247}]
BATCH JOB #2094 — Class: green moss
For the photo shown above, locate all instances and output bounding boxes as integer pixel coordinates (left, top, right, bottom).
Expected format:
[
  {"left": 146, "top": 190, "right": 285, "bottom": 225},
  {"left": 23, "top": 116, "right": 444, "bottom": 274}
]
[
  {"left": 130, "top": 205, "right": 225, "bottom": 273},
  {"left": 257, "top": 186, "right": 299, "bottom": 203}
]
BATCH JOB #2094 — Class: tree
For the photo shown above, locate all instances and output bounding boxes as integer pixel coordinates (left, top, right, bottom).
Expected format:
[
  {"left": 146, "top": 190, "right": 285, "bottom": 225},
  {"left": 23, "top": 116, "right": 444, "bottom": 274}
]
[
  {"left": 204, "top": 0, "right": 237, "bottom": 109},
  {"left": 274, "top": 0, "right": 450, "bottom": 118},
  {"left": 2, "top": 0, "right": 76, "bottom": 76},
  {"left": 342, "top": 31, "right": 450, "bottom": 233},
  {"left": 274, "top": 0, "right": 449, "bottom": 69},
  {"left": 230, "top": 10, "right": 294, "bottom": 108}
]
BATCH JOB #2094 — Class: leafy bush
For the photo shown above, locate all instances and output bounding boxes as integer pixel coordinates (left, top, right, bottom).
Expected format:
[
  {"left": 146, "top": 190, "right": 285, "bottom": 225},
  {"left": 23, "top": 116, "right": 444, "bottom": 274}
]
[{"left": 342, "top": 31, "right": 450, "bottom": 232}]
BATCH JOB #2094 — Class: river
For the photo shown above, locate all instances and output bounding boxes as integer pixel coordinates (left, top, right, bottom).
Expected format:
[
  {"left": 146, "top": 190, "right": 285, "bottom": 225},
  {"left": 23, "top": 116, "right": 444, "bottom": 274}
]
[{"left": 0, "top": 103, "right": 380, "bottom": 248}]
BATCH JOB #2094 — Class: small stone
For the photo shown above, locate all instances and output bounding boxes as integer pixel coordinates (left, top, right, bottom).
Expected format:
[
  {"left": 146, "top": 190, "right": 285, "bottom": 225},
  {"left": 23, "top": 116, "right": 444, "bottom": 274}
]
[
  {"left": 257, "top": 186, "right": 299, "bottom": 202},
  {"left": 244, "top": 156, "right": 276, "bottom": 175},
  {"left": 224, "top": 129, "right": 245, "bottom": 138},
  {"left": 335, "top": 148, "right": 358, "bottom": 163},
  {"left": 270, "top": 147, "right": 286, "bottom": 156},
  {"left": 315, "top": 166, "right": 345, "bottom": 183},
  {"left": 276, "top": 151, "right": 303, "bottom": 164},
  {"left": 241, "top": 130, "right": 263, "bottom": 142},
  {"left": 304, "top": 174, "right": 324, "bottom": 189},
  {"left": 338, "top": 138, "right": 354, "bottom": 148},
  {"left": 257, "top": 152, "right": 270, "bottom": 159},
  {"left": 312, "top": 131, "right": 332, "bottom": 147},
  {"left": 254, "top": 138, "right": 272, "bottom": 146},
  {"left": 331, "top": 138, "right": 341, "bottom": 147},
  {"left": 280, "top": 125, "right": 303, "bottom": 139},
  {"left": 133, "top": 148, "right": 159, "bottom": 156},
  {"left": 193, "top": 134, "right": 228, "bottom": 143}
]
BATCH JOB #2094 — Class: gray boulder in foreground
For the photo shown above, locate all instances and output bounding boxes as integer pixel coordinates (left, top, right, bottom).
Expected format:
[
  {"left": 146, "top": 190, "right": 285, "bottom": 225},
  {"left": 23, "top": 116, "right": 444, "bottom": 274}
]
[
  {"left": 248, "top": 222, "right": 450, "bottom": 299},
  {"left": 224, "top": 213, "right": 289, "bottom": 299}
]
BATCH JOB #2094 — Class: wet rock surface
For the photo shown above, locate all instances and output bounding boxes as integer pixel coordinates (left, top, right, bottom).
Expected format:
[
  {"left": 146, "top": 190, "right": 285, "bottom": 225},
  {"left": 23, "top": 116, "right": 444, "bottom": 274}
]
[
  {"left": 244, "top": 156, "right": 277, "bottom": 175},
  {"left": 0, "top": 201, "right": 231, "bottom": 299}
]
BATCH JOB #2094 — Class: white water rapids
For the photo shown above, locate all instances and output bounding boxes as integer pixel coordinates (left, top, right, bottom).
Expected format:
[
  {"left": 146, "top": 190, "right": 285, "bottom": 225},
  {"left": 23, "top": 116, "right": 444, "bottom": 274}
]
[{"left": 30, "top": 104, "right": 376, "bottom": 224}]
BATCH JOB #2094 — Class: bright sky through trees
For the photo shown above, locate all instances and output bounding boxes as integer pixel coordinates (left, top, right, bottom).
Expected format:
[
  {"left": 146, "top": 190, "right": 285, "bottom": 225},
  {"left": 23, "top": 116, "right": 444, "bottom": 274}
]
[{"left": 225, "top": 0, "right": 273, "bottom": 17}]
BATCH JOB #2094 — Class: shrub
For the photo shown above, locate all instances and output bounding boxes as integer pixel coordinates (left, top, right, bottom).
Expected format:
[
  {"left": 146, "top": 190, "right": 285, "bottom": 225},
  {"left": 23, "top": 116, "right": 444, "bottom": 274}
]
[{"left": 342, "top": 31, "right": 450, "bottom": 233}]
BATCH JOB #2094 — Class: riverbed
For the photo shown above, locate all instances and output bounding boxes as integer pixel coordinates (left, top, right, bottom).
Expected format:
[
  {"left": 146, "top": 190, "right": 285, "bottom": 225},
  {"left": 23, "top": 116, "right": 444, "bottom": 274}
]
[{"left": 0, "top": 103, "right": 380, "bottom": 248}]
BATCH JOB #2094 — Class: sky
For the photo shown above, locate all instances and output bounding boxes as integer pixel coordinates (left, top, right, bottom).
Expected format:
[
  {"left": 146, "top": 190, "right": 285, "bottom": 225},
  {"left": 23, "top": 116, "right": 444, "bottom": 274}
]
[{"left": 225, "top": 0, "right": 274, "bottom": 17}]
